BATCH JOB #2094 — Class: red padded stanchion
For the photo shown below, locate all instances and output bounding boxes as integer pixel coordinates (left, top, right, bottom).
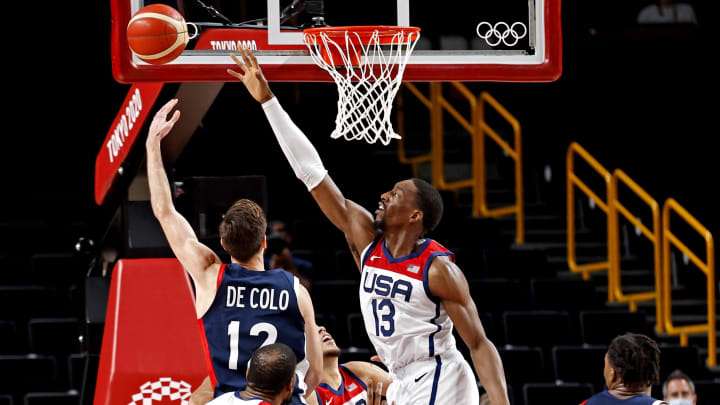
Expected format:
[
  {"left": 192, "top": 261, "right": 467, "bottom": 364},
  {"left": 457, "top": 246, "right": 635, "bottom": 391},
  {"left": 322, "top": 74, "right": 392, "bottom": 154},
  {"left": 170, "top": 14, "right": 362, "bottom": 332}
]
[{"left": 94, "top": 259, "right": 208, "bottom": 405}]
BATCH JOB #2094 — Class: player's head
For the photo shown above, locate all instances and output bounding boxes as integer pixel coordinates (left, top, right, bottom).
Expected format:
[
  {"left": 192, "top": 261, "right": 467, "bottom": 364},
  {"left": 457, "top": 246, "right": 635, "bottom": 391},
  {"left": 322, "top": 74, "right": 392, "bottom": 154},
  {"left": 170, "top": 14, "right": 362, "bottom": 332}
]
[
  {"left": 663, "top": 370, "right": 697, "bottom": 405},
  {"left": 246, "top": 343, "right": 297, "bottom": 402},
  {"left": 604, "top": 333, "right": 660, "bottom": 392},
  {"left": 317, "top": 325, "right": 341, "bottom": 358},
  {"left": 374, "top": 178, "right": 443, "bottom": 237},
  {"left": 219, "top": 199, "right": 267, "bottom": 262}
]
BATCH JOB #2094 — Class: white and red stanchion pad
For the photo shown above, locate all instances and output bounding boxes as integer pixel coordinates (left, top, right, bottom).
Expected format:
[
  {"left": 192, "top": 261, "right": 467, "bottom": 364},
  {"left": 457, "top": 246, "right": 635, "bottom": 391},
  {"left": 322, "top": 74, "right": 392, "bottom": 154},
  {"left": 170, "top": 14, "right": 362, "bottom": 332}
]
[{"left": 94, "top": 259, "right": 208, "bottom": 405}]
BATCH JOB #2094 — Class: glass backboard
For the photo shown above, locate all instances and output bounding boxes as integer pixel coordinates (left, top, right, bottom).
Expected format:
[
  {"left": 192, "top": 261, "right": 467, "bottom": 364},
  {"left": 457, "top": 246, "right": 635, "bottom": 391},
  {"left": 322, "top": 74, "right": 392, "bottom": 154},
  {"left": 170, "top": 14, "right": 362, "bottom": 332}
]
[{"left": 111, "top": 0, "right": 562, "bottom": 83}]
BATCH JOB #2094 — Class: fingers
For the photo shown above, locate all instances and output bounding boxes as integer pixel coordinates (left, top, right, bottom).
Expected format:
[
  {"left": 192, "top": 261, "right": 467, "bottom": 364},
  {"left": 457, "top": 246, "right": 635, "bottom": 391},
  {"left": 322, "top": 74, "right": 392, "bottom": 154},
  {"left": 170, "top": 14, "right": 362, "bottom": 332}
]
[
  {"left": 239, "top": 47, "right": 253, "bottom": 69},
  {"left": 230, "top": 53, "right": 247, "bottom": 73},
  {"left": 366, "top": 378, "right": 383, "bottom": 405},
  {"left": 244, "top": 47, "right": 259, "bottom": 68},
  {"left": 230, "top": 53, "right": 246, "bottom": 70},
  {"left": 227, "top": 68, "right": 244, "bottom": 81},
  {"left": 169, "top": 110, "right": 181, "bottom": 125},
  {"left": 157, "top": 98, "right": 179, "bottom": 118}
]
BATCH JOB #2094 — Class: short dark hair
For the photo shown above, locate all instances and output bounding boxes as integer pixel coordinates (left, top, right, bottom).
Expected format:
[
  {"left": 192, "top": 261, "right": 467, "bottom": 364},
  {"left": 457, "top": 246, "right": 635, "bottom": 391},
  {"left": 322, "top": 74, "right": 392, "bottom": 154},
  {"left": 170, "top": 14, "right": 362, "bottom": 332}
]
[
  {"left": 219, "top": 199, "right": 267, "bottom": 261},
  {"left": 246, "top": 343, "right": 297, "bottom": 396},
  {"left": 663, "top": 369, "right": 695, "bottom": 397},
  {"left": 410, "top": 178, "right": 443, "bottom": 235},
  {"left": 607, "top": 333, "right": 661, "bottom": 387}
]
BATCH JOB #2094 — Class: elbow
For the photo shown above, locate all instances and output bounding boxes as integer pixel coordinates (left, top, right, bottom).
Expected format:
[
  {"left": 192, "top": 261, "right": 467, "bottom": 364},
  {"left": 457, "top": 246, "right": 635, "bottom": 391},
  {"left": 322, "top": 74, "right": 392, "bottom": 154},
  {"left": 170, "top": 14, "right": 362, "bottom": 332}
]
[
  {"left": 151, "top": 204, "right": 174, "bottom": 220},
  {"left": 305, "top": 369, "right": 321, "bottom": 393},
  {"left": 467, "top": 333, "right": 491, "bottom": 353}
]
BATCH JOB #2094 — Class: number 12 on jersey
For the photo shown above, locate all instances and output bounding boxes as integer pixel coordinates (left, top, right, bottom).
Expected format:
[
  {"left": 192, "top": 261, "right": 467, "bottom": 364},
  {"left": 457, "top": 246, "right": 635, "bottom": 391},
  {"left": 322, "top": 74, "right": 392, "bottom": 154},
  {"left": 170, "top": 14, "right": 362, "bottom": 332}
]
[
  {"left": 371, "top": 298, "right": 395, "bottom": 337},
  {"left": 228, "top": 320, "right": 278, "bottom": 370}
]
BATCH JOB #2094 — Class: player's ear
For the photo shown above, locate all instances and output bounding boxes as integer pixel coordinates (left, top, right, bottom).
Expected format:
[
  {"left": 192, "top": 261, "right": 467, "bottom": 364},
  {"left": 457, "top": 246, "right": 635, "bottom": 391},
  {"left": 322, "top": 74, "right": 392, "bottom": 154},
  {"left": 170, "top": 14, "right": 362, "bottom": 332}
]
[
  {"left": 409, "top": 209, "right": 423, "bottom": 226},
  {"left": 220, "top": 238, "right": 227, "bottom": 252},
  {"left": 261, "top": 235, "right": 267, "bottom": 249},
  {"left": 283, "top": 374, "right": 296, "bottom": 401},
  {"left": 608, "top": 366, "right": 618, "bottom": 385}
]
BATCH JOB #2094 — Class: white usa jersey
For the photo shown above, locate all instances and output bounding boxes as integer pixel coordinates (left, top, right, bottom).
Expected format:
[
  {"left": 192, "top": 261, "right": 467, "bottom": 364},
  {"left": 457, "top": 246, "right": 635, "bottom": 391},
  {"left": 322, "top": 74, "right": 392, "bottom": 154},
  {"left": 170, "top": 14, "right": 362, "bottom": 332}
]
[{"left": 359, "top": 231, "right": 457, "bottom": 373}]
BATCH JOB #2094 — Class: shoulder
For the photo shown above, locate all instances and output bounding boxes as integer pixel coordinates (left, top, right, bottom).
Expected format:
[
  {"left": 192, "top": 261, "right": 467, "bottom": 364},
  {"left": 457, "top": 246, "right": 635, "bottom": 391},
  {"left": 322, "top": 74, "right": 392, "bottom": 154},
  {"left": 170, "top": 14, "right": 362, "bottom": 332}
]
[
  {"left": 206, "top": 391, "right": 236, "bottom": 405},
  {"left": 427, "top": 255, "right": 466, "bottom": 295}
]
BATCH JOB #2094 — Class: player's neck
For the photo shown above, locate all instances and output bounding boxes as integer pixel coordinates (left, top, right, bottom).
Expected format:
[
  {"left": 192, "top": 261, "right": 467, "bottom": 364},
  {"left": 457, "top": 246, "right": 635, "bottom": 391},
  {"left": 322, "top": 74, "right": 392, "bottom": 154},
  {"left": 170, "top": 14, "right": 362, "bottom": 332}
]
[
  {"left": 238, "top": 388, "right": 278, "bottom": 405},
  {"left": 383, "top": 229, "right": 424, "bottom": 259},
  {"left": 231, "top": 254, "right": 265, "bottom": 271},
  {"left": 321, "top": 356, "right": 342, "bottom": 389},
  {"left": 608, "top": 384, "right": 651, "bottom": 399}
]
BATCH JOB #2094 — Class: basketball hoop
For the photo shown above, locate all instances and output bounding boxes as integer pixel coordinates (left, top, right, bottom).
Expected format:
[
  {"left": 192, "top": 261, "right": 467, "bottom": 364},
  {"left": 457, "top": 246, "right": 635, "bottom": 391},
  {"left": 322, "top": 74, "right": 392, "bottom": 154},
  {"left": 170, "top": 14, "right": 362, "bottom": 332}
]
[{"left": 303, "top": 26, "right": 420, "bottom": 145}]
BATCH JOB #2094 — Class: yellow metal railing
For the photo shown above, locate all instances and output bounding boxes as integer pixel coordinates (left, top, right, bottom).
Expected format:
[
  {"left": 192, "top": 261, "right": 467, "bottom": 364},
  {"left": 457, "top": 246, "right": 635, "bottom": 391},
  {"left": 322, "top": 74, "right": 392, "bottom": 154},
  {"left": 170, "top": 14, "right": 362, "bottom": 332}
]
[
  {"left": 477, "top": 92, "right": 524, "bottom": 244},
  {"left": 608, "top": 170, "right": 662, "bottom": 327},
  {"left": 566, "top": 142, "right": 614, "bottom": 280},
  {"left": 396, "top": 83, "right": 524, "bottom": 244},
  {"left": 662, "top": 198, "right": 716, "bottom": 367}
]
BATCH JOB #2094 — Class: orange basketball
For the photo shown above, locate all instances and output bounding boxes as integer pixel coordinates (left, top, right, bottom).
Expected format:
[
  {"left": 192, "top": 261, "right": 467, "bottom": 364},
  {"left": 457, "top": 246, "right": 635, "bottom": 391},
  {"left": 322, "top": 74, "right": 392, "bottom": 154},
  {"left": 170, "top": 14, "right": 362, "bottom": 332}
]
[{"left": 127, "top": 4, "right": 188, "bottom": 65}]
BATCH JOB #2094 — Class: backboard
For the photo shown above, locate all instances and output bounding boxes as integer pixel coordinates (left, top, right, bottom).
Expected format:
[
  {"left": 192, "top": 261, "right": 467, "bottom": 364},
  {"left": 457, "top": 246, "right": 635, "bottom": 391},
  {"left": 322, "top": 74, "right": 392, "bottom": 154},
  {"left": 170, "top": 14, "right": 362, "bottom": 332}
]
[{"left": 111, "top": 0, "right": 561, "bottom": 83}]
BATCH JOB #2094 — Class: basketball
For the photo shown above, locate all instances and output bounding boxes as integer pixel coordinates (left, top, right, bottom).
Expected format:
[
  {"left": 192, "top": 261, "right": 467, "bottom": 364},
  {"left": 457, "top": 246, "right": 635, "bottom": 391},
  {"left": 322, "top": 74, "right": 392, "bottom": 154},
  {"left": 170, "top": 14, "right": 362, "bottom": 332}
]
[{"left": 126, "top": 4, "right": 188, "bottom": 65}]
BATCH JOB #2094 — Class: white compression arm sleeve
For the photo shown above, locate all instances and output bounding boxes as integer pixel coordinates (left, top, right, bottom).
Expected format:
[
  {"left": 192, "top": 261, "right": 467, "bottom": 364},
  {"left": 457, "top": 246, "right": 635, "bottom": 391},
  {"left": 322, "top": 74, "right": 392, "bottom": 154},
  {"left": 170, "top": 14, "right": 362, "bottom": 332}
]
[{"left": 262, "top": 97, "right": 328, "bottom": 191}]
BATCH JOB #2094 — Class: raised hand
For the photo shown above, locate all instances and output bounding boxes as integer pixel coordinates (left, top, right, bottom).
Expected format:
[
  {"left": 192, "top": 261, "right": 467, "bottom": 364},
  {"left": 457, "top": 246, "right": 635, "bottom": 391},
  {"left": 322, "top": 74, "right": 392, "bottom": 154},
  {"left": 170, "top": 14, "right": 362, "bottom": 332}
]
[
  {"left": 227, "top": 47, "right": 275, "bottom": 104},
  {"left": 367, "top": 377, "right": 394, "bottom": 405},
  {"left": 367, "top": 377, "right": 381, "bottom": 405},
  {"left": 147, "top": 98, "right": 181, "bottom": 148}
]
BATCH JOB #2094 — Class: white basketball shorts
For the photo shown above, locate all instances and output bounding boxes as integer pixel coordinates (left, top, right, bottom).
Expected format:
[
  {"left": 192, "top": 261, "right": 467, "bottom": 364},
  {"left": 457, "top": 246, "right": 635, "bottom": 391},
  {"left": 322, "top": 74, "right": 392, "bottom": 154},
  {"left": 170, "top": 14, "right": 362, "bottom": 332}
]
[{"left": 385, "top": 350, "right": 479, "bottom": 405}]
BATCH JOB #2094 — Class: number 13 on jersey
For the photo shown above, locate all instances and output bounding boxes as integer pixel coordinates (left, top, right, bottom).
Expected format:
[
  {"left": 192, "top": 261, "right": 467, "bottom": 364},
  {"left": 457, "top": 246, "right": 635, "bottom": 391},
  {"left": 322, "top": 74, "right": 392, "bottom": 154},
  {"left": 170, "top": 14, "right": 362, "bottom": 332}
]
[{"left": 371, "top": 299, "right": 395, "bottom": 337}]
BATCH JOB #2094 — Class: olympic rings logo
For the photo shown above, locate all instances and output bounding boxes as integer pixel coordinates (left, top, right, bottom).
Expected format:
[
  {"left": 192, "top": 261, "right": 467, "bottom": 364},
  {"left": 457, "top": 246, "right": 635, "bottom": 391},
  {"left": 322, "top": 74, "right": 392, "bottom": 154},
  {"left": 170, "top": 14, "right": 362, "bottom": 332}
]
[{"left": 475, "top": 21, "right": 527, "bottom": 47}]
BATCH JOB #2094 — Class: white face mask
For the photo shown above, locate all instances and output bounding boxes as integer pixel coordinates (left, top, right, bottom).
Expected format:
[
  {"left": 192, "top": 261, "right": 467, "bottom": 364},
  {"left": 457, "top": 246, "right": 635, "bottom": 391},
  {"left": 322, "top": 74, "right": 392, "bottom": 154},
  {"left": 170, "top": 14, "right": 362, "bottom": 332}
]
[{"left": 668, "top": 399, "right": 693, "bottom": 405}]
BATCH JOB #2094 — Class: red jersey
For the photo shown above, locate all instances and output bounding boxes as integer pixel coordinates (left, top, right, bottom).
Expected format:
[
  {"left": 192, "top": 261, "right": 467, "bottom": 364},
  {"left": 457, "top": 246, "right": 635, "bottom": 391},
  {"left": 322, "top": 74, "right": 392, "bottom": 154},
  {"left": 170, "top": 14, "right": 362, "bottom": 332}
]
[{"left": 315, "top": 365, "right": 367, "bottom": 405}]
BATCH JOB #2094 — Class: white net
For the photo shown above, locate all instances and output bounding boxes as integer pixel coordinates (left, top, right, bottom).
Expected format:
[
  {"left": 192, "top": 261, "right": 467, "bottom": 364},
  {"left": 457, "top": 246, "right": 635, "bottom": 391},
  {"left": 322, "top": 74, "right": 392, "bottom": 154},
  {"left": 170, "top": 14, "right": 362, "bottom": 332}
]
[{"left": 304, "top": 27, "right": 420, "bottom": 145}]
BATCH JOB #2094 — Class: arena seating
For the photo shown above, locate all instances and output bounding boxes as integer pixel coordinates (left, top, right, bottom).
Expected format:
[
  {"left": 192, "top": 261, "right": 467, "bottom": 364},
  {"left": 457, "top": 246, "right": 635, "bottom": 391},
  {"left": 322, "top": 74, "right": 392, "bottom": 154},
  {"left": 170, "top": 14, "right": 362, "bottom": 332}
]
[
  {"left": 2, "top": 163, "right": 719, "bottom": 405},
  {"left": 552, "top": 345, "right": 607, "bottom": 391},
  {"left": 522, "top": 382, "right": 594, "bottom": 405},
  {"left": 23, "top": 392, "right": 80, "bottom": 405}
]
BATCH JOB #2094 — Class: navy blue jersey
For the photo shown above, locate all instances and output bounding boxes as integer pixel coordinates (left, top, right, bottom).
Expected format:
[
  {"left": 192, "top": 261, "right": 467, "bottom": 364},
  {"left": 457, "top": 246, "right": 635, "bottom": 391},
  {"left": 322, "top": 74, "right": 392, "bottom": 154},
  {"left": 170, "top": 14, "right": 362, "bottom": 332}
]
[
  {"left": 201, "top": 264, "right": 307, "bottom": 401},
  {"left": 583, "top": 391, "right": 667, "bottom": 405}
]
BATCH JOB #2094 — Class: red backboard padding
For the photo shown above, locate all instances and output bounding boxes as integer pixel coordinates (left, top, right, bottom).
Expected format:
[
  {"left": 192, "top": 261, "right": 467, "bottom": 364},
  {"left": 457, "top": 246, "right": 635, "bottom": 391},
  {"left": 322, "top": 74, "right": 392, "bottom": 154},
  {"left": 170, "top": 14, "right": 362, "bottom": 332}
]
[{"left": 94, "top": 259, "right": 209, "bottom": 405}]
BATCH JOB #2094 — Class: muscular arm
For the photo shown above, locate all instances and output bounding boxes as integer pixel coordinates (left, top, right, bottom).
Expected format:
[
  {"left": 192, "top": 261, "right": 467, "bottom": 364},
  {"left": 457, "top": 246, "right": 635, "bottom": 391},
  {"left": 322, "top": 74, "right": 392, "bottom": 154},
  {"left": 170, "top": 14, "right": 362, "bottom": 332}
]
[
  {"left": 297, "top": 283, "right": 322, "bottom": 395},
  {"left": 146, "top": 99, "right": 221, "bottom": 316},
  {"left": 228, "top": 49, "right": 377, "bottom": 268},
  {"left": 428, "top": 257, "right": 509, "bottom": 405},
  {"left": 342, "top": 361, "right": 393, "bottom": 397}
]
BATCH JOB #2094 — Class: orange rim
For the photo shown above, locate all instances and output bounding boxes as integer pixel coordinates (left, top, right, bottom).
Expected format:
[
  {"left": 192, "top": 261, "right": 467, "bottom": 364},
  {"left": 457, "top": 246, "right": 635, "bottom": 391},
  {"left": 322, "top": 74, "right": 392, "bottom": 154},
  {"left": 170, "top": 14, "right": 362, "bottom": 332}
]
[{"left": 303, "top": 25, "right": 420, "bottom": 45}]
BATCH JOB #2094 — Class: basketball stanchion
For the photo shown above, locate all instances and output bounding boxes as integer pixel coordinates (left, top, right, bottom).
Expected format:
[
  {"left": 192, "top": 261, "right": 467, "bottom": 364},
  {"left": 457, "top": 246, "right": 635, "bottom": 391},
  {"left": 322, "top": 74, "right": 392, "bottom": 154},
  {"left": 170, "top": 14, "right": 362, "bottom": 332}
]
[{"left": 303, "top": 26, "right": 420, "bottom": 145}]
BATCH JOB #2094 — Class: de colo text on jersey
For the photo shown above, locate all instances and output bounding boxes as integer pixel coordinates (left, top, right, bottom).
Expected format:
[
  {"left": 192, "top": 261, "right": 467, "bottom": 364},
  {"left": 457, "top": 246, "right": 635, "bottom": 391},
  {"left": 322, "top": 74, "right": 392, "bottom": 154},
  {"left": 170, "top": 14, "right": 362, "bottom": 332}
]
[{"left": 225, "top": 285, "right": 291, "bottom": 310}]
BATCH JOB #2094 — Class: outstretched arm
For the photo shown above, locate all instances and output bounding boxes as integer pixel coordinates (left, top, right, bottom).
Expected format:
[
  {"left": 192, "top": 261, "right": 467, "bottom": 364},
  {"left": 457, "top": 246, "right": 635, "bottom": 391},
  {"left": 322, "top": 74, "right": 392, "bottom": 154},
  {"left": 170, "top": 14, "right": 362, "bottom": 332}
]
[
  {"left": 343, "top": 361, "right": 393, "bottom": 397},
  {"left": 297, "top": 283, "right": 322, "bottom": 395},
  {"left": 428, "top": 257, "right": 509, "bottom": 405},
  {"left": 146, "top": 99, "right": 221, "bottom": 314},
  {"left": 228, "top": 49, "right": 377, "bottom": 265}
]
